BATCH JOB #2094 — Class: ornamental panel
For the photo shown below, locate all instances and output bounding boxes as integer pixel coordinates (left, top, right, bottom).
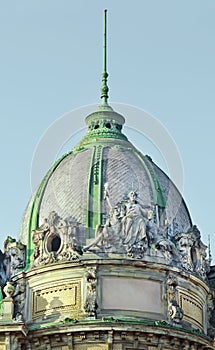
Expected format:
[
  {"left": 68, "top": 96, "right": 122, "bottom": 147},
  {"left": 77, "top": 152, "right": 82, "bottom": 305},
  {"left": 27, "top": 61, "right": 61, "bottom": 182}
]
[
  {"left": 87, "top": 347, "right": 108, "bottom": 350},
  {"left": 102, "top": 277, "right": 162, "bottom": 314},
  {"left": 75, "top": 345, "right": 108, "bottom": 350},
  {"left": 32, "top": 280, "right": 81, "bottom": 318},
  {"left": 177, "top": 287, "right": 204, "bottom": 330}
]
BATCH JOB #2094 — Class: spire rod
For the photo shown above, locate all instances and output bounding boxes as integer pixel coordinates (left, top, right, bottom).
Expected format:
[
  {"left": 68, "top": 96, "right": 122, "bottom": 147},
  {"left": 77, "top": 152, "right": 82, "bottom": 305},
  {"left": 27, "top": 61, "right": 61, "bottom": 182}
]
[
  {"left": 208, "top": 234, "right": 212, "bottom": 265},
  {"left": 100, "top": 9, "right": 109, "bottom": 105}
]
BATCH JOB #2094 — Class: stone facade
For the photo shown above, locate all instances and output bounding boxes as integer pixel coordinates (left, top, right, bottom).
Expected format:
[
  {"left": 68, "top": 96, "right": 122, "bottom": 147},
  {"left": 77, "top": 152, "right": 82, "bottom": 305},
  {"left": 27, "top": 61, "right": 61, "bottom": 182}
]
[
  {"left": 0, "top": 185, "right": 215, "bottom": 349},
  {"left": 0, "top": 325, "right": 214, "bottom": 349},
  {"left": 0, "top": 246, "right": 215, "bottom": 349}
]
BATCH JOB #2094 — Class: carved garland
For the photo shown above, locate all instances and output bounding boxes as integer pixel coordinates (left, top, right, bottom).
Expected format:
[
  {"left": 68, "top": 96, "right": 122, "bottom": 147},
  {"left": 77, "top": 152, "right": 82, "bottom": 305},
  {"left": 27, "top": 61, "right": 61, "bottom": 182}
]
[
  {"left": 167, "top": 273, "right": 183, "bottom": 324},
  {"left": 84, "top": 266, "right": 98, "bottom": 317}
]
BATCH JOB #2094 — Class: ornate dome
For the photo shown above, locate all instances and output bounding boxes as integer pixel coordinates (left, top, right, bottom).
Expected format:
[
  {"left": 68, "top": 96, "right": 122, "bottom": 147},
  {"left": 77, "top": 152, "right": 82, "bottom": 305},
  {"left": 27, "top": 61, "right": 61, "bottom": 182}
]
[
  {"left": 0, "top": 12, "right": 214, "bottom": 348},
  {"left": 19, "top": 103, "right": 193, "bottom": 268}
]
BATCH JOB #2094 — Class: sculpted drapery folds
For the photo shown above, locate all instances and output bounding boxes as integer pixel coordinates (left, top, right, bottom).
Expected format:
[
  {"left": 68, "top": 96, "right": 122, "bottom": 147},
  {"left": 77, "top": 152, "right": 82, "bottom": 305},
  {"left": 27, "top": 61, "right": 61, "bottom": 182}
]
[
  {"left": 84, "top": 188, "right": 154, "bottom": 257},
  {"left": 121, "top": 190, "right": 153, "bottom": 247}
]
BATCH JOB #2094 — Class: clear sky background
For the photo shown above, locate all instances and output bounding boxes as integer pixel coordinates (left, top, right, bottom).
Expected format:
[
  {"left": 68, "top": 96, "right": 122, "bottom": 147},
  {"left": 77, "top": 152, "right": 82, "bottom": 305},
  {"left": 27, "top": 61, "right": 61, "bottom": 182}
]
[{"left": 0, "top": 1, "right": 215, "bottom": 259}]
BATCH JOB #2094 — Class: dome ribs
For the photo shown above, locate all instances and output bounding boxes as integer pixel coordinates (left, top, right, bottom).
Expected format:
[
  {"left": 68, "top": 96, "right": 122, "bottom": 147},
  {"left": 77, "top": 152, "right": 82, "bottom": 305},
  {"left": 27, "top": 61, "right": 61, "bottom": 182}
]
[{"left": 86, "top": 145, "right": 104, "bottom": 236}]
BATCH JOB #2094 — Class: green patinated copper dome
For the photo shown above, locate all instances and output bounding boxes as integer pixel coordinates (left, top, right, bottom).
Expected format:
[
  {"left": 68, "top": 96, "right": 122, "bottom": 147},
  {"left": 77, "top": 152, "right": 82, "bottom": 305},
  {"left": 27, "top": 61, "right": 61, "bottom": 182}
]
[{"left": 19, "top": 102, "right": 192, "bottom": 265}]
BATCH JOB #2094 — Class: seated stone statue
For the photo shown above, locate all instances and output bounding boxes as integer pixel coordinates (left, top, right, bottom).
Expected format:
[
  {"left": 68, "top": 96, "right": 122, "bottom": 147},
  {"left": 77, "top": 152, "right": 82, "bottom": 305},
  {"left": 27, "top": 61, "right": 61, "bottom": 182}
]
[
  {"left": 121, "top": 191, "right": 153, "bottom": 249},
  {"left": 84, "top": 206, "right": 123, "bottom": 252},
  {"left": 84, "top": 190, "right": 153, "bottom": 257}
]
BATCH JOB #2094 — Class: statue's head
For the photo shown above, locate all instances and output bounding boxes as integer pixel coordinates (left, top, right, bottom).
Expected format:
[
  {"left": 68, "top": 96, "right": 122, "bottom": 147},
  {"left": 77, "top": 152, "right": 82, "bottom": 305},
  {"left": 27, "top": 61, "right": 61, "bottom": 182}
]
[{"left": 128, "top": 191, "right": 137, "bottom": 202}]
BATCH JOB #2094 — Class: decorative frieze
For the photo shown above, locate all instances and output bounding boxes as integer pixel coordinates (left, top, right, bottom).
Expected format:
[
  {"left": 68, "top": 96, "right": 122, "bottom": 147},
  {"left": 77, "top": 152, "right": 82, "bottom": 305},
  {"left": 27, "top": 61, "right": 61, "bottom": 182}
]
[{"left": 22, "top": 329, "right": 214, "bottom": 350}]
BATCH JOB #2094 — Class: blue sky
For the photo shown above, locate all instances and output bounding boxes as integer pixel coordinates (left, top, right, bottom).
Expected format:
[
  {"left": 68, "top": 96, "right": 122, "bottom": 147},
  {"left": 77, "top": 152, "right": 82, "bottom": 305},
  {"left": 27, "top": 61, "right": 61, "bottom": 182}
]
[{"left": 0, "top": 1, "right": 215, "bottom": 258}]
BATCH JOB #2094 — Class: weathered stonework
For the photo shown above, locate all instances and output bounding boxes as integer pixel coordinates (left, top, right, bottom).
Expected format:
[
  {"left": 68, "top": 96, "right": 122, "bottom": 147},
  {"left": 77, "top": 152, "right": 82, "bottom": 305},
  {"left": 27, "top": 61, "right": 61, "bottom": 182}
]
[
  {"left": 0, "top": 326, "right": 214, "bottom": 349},
  {"left": 32, "top": 280, "right": 81, "bottom": 319},
  {"left": 32, "top": 211, "right": 82, "bottom": 267},
  {"left": 84, "top": 266, "right": 98, "bottom": 317}
]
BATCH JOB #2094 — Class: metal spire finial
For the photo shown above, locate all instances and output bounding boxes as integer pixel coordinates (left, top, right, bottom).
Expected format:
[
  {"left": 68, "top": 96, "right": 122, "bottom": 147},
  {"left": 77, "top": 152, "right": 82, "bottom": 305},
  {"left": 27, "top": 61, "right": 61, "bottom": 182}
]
[
  {"left": 100, "top": 9, "right": 109, "bottom": 105},
  {"left": 208, "top": 234, "right": 212, "bottom": 265}
]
